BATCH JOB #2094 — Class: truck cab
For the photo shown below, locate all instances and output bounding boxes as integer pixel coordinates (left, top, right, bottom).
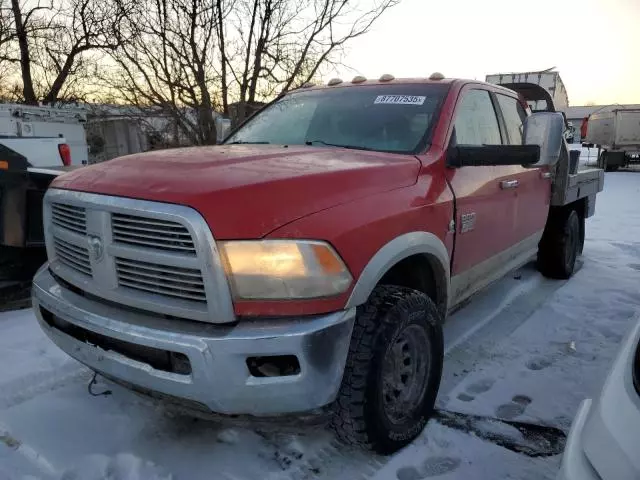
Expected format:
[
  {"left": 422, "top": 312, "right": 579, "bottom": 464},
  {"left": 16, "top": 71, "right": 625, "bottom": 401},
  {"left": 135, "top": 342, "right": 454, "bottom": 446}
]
[{"left": 32, "top": 74, "right": 602, "bottom": 454}]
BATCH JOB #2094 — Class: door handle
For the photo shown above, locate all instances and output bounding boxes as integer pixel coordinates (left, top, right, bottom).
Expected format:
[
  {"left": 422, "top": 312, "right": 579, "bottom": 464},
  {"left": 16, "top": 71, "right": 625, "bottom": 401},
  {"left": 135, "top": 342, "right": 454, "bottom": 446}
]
[
  {"left": 500, "top": 179, "right": 519, "bottom": 189},
  {"left": 541, "top": 172, "right": 552, "bottom": 179}
]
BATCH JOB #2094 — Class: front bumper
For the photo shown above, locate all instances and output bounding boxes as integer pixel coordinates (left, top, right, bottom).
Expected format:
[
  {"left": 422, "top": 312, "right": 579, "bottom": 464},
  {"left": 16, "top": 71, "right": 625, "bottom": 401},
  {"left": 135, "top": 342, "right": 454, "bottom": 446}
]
[{"left": 32, "top": 265, "right": 355, "bottom": 416}]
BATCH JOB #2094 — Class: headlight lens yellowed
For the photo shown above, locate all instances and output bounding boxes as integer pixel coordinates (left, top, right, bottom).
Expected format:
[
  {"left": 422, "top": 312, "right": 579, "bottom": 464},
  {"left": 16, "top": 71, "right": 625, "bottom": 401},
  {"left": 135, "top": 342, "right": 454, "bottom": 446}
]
[{"left": 219, "top": 240, "right": 352, "bottom": 300}]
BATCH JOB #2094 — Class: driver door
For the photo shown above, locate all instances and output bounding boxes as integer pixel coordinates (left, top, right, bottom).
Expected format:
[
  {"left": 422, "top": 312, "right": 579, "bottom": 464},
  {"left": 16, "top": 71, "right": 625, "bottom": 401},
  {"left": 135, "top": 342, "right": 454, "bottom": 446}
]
[{"left": 446, "top": 88, "right": 520, "bottom": 305}]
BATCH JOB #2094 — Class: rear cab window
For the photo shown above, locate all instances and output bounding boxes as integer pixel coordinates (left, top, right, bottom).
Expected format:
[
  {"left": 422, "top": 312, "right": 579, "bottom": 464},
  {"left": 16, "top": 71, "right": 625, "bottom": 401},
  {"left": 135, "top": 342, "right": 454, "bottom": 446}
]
[{"left": 496, "top": 94, "right": 528, "bottom": 145}]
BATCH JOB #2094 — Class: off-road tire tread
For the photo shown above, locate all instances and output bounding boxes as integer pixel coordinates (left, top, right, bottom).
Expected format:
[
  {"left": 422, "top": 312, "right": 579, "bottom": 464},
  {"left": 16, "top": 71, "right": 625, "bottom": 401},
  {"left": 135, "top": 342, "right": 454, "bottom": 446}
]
[
  {"left": 538, "top": 209, "right": 580, "bottom": 279},
  {"left": 329, "top": 285, "right": 442, "bottom": 453}
]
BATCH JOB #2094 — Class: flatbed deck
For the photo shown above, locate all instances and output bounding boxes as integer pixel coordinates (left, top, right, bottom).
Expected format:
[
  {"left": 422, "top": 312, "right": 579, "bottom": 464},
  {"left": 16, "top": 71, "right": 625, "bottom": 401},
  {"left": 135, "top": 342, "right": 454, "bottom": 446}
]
[{"left": 551, "top": 147, "right": 604, "bottom": 209}]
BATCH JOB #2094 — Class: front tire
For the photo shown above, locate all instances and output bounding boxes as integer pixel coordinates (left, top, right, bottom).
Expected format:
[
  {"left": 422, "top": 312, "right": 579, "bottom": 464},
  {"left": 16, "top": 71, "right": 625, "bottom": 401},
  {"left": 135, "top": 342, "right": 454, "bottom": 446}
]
[
  {"left": 330, "top": 285, "right": 443, "bottom": 454},
  {"left": 538, "top": 209, "right": 581, "bottom": 279}
]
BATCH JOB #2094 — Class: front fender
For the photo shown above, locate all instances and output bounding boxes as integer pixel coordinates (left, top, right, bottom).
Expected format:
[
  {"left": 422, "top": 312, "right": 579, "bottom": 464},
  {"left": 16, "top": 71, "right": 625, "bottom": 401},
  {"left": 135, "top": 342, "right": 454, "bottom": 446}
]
[{"left": 345, "top": 232, "right": 450, "bottom": 317}]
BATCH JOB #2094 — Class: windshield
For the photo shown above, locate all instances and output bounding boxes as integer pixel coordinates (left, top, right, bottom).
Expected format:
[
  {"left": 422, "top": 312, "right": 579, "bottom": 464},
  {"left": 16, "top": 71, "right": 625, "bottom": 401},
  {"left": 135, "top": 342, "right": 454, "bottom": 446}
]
[{"left": 225, "top": 84, "right": 449, "bottom": 154}]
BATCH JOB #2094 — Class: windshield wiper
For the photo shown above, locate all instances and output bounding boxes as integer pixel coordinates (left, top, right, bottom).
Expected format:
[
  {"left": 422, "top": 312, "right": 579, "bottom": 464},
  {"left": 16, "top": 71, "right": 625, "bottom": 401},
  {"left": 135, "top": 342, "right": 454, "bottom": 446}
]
[
  {"left": 226, "top": 141, "right": 270, "bottom": 145},
  {"left": 305, "top": 140, "right": 374, "bottom": 151}
]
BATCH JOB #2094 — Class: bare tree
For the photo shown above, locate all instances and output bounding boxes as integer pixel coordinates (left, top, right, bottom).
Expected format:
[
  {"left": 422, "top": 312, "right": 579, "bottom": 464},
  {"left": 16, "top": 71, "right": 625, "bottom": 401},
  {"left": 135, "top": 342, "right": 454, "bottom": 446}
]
[
  {"left": 101, "top": 0, "right": 222, "bottom": 145},
  {"left": 222, "top": 0, "right": 399, "bottom": 121},
  {"left": 2, "top": 0, "right": 131, "bottom": 104},
  {"left": 0, "top": 0, "right": 15, "bottom": 61},
  {"left": 0, "top": 1, "right": 18, "bottom": 98},
  {"left": 105, "top": 0, "right": 397, "bottom": 142},
  {"left": 39, "top": 0, "right": 132, "bottom": 104}
]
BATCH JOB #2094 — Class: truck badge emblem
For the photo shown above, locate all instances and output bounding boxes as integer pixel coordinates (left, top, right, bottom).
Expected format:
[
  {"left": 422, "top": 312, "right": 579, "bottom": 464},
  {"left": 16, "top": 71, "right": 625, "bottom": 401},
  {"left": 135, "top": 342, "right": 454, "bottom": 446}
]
[
  {"left": 87, "top": 235, "right": 104, "bottom": 262},
  {"left": 460, "top": 213, "right": 476, "bottom": 233}
]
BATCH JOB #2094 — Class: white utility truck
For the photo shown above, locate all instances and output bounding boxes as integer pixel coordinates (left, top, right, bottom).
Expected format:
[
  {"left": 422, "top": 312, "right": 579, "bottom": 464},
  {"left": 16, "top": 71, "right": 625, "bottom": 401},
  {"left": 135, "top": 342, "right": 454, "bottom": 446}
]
[{"left": 0, "top": 104, "right": 86, "bottom": 259}]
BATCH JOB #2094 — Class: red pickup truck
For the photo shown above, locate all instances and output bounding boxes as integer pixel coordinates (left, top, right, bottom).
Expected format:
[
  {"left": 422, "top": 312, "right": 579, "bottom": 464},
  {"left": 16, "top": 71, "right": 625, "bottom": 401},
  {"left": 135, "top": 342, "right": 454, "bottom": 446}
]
[{"left": 32, "top": 74, "right": 603, "bottom": 454}]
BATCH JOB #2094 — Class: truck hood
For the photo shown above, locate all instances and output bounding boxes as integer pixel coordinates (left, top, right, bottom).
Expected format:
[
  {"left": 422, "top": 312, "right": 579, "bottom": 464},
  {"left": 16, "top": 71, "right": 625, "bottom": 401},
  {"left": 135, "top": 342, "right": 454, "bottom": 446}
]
[{"left": 52, "top": 145, "right": 421, "bottom": 238}]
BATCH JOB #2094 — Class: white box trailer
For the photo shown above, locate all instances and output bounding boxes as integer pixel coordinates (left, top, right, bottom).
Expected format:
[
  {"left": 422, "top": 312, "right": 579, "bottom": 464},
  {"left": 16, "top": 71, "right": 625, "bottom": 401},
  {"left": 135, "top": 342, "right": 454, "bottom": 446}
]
[
  {"left": 485, "top": 70, "right": 569, "bottom": 113},
  {"left": 586, "top": 109, "right": 640, "bottom": 150},
  {"left": 585, "top": 109, "right": 640, "bottom": 171}
]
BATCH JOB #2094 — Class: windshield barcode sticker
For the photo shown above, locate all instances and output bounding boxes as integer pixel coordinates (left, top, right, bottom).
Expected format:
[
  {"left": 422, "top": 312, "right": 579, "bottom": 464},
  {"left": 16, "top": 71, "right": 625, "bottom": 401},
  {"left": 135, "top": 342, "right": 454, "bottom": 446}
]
[{"left": 374, "top": 95, "right": 426, "bottom": 105}]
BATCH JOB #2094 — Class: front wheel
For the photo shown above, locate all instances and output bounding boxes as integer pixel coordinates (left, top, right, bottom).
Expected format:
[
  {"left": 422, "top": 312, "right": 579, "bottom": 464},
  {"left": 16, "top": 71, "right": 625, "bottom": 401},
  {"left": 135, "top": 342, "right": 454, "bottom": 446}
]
[
  {"left": 330, "top": 285, "right": 444, "bottom": 454},
  {"left": 538, "top": 209, "right": 581, "bottom": 279}
]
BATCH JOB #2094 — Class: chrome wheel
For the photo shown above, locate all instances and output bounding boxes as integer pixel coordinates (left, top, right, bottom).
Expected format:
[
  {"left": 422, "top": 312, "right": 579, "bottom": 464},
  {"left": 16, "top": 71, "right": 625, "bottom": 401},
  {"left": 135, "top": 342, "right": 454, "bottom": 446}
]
[{"left": 381, "top": 324, "right": 431, "bottom": 424}]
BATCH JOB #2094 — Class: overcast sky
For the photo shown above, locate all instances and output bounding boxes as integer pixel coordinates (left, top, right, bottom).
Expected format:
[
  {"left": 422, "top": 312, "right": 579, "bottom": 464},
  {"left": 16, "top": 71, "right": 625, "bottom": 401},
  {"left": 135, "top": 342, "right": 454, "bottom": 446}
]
[{"left": 325, "top": 0, "right": 639, "bottom": 106}]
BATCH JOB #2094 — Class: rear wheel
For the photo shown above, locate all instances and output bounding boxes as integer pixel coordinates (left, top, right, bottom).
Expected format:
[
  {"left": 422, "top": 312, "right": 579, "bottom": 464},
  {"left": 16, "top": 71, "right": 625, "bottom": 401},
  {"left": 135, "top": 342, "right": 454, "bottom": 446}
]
[
  {"left": 330, "top": 285, "right": 443, "bottom": 454},
  {"left": 538, "top": 209, "right": 581, "bottom": 279}
]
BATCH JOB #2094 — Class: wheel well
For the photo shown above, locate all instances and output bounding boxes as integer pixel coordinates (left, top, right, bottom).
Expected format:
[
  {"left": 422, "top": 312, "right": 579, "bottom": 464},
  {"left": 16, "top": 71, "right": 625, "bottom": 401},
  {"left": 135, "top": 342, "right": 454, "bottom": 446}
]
[{"left": 378, "top": 254, "right": 446, "bottom": 317}]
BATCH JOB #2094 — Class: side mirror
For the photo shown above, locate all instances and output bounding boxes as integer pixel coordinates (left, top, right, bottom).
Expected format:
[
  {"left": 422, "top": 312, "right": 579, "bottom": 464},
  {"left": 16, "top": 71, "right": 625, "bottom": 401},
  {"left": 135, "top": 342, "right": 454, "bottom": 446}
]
[
  {"left": 523, "top": 112, "right": 564, "bottom": 166},
  {"left": 448, "top": 144, "right": 540, "bottom": 168}
]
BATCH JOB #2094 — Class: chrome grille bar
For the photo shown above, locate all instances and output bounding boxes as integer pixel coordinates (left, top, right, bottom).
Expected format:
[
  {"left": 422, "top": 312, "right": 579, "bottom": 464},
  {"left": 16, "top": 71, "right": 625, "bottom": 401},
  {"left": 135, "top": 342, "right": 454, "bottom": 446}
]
[
  {"left": 53, "top": 238, "right": 91, "bottom": 276},
  {"left": 116, "top": 257, "right": 206, "bottom": 302},
  {"left": 112, "top": 213, "right": 196, "bottom": 254},
  {"left": 51, "top": 203, "right": 86, "bottom": 235}
]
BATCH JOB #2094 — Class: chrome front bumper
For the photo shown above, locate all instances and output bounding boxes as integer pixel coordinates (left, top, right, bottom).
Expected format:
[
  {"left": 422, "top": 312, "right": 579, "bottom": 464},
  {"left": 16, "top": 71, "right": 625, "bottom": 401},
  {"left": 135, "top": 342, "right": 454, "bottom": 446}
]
[{"left": 32, "top": 265, "right": 355, "bottom": 416}]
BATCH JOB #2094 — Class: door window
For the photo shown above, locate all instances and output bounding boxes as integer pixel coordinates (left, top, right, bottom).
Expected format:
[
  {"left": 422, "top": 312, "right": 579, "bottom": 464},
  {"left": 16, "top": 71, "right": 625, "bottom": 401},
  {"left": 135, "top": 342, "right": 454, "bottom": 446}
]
[
  {"left": 496, "top": 94, "right": 528, "bottom": 145},
  {"left": 454, "top": 90, "right": 502, "bottom": 145}
]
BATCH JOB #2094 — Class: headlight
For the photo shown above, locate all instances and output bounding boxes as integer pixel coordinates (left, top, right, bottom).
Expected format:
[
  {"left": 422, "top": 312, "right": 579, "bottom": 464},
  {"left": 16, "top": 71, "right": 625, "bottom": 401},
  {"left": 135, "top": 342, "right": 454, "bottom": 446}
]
[{"left": 219, "top": 240, "right": 352, "bottom": 300}]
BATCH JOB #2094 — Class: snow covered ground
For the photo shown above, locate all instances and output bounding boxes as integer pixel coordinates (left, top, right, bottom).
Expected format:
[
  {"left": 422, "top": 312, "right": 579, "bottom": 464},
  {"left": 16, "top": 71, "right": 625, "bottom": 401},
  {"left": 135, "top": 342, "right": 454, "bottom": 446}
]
[{"left": 2, "top": 172, "right": 640, "bottom": 480}]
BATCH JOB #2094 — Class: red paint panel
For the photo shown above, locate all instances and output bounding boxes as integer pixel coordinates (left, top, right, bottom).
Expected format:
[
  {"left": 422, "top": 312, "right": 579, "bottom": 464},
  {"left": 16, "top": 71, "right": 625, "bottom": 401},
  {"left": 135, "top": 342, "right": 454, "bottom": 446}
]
[
  {"left": 52, "top": 145, "right": 421, "bottom": 239},
  {"left": 513, "top": 166, "right": 551, "bottom": 241},
  {"left": 233, "top": 161, "right": 454, "bottom": 317},
  {"left": 446, "top": 165, "right": 519, "bottom": 274}
]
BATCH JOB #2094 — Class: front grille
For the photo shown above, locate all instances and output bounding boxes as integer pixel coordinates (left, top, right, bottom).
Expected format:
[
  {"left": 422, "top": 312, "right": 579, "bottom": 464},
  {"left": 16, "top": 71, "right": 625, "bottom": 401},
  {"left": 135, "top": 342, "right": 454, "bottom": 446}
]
[
  {"left": 51, "top": 203, "right": 86, "bottom": 235},
  {"left": 44, "top": 191, "right": 233, "bottom": 324},
  {"left": 54, "top": 237, "right": 91, "bottom": 276},
  {"left": 111, "top": 213, "right": 196, "bottom": 255},
  {"left": 115, "top": 257, "right": 206, "bottom": 302}
]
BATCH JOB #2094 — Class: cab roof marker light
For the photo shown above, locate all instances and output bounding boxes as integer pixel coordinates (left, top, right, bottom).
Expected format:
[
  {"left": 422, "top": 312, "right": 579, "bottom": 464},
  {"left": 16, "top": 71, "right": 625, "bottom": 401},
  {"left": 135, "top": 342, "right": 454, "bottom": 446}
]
[
  {"left": 327, "top": 78, "right": 343, "bottom": 86},
  {"left": 351, "top": 76, "right": 367, "bottom": 84},
  {"left": 379, "top": 74, "right": 395, "bottom": 82},
  {"left": 300, "top": 82, "right": 315, "bottom": 88},
  {"left": 429, "top": 72, "right": 445, "bottom": 81}
]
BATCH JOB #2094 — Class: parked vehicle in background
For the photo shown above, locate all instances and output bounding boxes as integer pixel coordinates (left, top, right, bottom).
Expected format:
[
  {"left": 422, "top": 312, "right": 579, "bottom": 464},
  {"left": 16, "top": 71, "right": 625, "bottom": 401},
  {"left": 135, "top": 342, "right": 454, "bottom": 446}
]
[
  {"left": 0, "top": 103, "right": 85, "bottom": 259},
  {"left": 583, "top": 108, "right": 640, "bottom": 171},
  {"left": 0, "top": 136, "right": 72, "bottom": 169},
  {"left": 33, "top": 73, "right": 603, "bottom": 455},
  {"left": 0, "top": 104, "right": 88, "bottom": 166},
  {"left": 558, "top": 312, "right": 640, "bottom": 480}
]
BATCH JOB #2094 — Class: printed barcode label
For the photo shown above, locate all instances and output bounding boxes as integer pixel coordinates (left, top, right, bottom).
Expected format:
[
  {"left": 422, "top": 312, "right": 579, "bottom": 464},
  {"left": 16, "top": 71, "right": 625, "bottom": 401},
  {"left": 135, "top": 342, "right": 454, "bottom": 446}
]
[{"left": 374, "top": 95, "right": 426, "bottom": 105}]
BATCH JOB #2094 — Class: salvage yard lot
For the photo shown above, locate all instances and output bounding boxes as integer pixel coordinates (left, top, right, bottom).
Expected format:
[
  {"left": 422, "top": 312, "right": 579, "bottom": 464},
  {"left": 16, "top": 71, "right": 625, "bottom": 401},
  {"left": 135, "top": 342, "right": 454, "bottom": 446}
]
[{"left": 1, "top": 171, "right": 640, "bottom": 480}]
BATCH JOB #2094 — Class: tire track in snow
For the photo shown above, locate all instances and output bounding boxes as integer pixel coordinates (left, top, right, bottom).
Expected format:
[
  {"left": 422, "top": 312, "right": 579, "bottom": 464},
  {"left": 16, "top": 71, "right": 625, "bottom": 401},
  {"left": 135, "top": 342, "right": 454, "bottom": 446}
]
[{"left": 0, "top": 364, "right": 87, "bottom": 410}]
